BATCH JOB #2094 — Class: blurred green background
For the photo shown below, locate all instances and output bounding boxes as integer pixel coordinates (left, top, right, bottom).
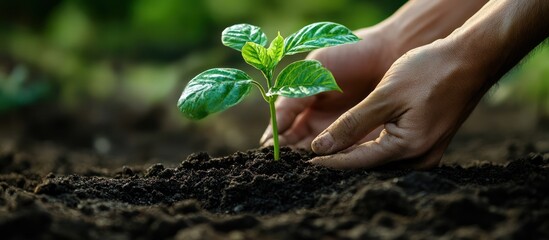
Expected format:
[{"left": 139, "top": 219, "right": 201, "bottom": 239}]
[
  {"left": 1, "top": 0, "right": 548, "bottom": 156},
  {"left": 0, "top": 0, "right": 404, "bottom": 108}
]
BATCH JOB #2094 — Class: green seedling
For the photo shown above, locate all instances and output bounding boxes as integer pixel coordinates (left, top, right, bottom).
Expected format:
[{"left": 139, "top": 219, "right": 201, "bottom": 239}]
[{"left": 177, "top": 22, "right": 360, "bottom": 160}]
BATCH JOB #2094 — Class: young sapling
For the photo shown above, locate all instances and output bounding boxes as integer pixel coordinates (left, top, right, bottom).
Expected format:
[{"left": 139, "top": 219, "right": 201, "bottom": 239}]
[{"left": 178, "top": 22, "right": 359, "bottom": 160}]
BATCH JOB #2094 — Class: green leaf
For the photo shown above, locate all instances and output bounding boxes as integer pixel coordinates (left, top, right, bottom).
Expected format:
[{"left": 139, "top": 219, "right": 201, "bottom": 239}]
[
  {"left": 242, "top": 32, "right": 285, "bottom": 72},
  {"left": 221, "top": 24, "right": 268, "bottom": 51},
  {"left": 284, "top": 22, "right": 360, "bottom": 55},
  {"left": 268, "top": 60, "right": 341, "bottom": 98},
  {"left": 178, "top": 68, "right": 253, "bottom": 119},
  {"left": 242, "top": 42, "right": 271, "bottom": 72},
  {"left": 267, "top": 32, "right": 285, "bottom": 67}
]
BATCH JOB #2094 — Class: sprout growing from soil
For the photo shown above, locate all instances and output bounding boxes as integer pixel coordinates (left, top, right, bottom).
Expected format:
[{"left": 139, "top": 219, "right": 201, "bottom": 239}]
[{"left": 177, "top": 22, "right": 359, "bottom": 160}]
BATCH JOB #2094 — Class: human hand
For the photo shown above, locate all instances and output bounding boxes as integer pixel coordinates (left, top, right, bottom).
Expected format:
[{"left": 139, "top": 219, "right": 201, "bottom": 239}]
[
  {"left": 260, "top": 26, "right": 396, "bottom": 149},
  {"left": 259, "top": 0, "right": 489, "bottom": 151},
  {"left": 309, "top": 0, "right": 549, "bottom": 169},
  {"left": 309, "top": 40, "right": 492, "bottom": 169}
]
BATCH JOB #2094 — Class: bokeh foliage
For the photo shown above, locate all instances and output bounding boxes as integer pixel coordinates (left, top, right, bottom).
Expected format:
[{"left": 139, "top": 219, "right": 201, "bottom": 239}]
[
  {"left": 0, "top": 0, "right": 547, "bottom": 121},
  {"left": 0, "top": 0, "right": 404, "bottom": 109}
]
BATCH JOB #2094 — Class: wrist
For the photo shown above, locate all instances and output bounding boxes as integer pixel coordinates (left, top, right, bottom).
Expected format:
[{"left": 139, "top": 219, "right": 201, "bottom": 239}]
[
  {"left": 445, "top": 0, "right": 549, "bottom": 86},
  {"left": 378, "top": 0, "right": 488, "bottom": 62},
  {"left": 444, "top": 29, "right": 499, "bottom": 90},
  {"left": 431, "top": 35, "right": 496, "bottom": 95}
]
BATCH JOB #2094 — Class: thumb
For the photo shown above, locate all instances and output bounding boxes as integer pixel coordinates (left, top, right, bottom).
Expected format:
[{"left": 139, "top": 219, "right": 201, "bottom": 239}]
[{"left": 311, "top": 91, "right": 394, "bottom": 155}]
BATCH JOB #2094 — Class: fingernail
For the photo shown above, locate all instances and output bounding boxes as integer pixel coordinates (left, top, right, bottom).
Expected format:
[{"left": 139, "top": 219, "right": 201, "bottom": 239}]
[
  {"left": 312, "top": 131, "right": 334, "bottom": 153},
  {"left": 308, "top": 156, "right": 331, "bottom": 167},
  {"left": 308, "top": 157, "right": 321, "bottom": 164}
]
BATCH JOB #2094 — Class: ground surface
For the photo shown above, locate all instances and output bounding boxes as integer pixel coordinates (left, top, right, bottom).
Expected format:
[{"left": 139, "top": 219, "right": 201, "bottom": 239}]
[{"left": 1, "top": 105, "right": 549, "bottom": 239}]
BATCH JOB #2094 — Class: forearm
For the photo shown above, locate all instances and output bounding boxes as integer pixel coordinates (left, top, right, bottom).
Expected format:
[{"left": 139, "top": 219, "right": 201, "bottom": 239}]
[
  {"left": 448, "top": 0, "right": 549, "bottom": 87},
  {"left": 379, "top": 0, "right": 488, "bottom": 57}
]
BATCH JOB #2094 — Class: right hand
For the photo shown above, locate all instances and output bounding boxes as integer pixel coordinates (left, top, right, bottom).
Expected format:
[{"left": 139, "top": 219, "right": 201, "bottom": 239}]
[{"left": 260, "top": 26, "right": 398, "bottom": 149}]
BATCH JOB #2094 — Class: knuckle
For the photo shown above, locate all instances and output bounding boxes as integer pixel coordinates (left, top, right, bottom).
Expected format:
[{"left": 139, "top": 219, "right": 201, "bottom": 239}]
[{"left": 337, "top": 112, "right": 361, "bottom": 134}]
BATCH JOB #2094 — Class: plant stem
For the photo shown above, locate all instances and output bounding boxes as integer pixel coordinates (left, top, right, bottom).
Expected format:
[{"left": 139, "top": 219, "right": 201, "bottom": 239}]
[
  {"left": 268, "top": 98, "right": 280, "bottom": 160},
  {"left": 263, "top": 70, "right": 273, "bottom": 89},
  {"left": 251, "top": 81, "right": 268, "bottom": 102}
]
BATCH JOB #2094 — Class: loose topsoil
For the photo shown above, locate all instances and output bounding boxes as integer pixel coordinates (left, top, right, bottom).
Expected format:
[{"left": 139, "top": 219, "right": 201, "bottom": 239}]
[{"left": 1, "top": 105, "right": 549, "bottom": 239}]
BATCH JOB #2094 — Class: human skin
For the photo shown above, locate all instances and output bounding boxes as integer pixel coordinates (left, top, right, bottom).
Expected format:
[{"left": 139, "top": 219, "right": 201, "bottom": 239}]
[
  {"left": 309, "top": 0, "right": 549, "bottom": 169},
  {"left": 262, "top": 0, "right": 549, "bottom": 169},
  {"left": 260, "top": 1, "right": 489, "bottom": 157}
]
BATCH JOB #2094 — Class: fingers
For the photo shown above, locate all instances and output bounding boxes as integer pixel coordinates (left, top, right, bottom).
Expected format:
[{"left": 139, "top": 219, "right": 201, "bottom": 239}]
[
  {"left": 260, "top": 96, "right": 314, "bottom": 145},
  {"left": 311, "top": 91, "right": 394, "bottom": 155},
  {"left": 309, "top": 130, "right": 404, "bottom": 169},
  {"left": 309, "top": 125, "right": 449, "bottom": 170},
  {"left": 267, "top": 125, "right": 382, "bottom": 150}
]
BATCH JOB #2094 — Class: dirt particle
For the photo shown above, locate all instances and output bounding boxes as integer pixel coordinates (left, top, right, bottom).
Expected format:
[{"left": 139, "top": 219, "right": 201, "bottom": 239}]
[
  {"left": 350, "top": 185, "right": 416, "bottom": 218},
  {"left": 145, "top": 163, "right": 165, "bottom": 178}
]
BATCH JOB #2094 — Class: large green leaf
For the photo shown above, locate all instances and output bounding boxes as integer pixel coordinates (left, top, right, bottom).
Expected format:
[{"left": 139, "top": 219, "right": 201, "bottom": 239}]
[
  {"left": 221, "top": 24, "right": 268, "bottom": 51},
  {"left": 242, "top": 42, "right": 271, "bottom": 72},
  {"left": 268, "top": 60, "right": 341, "bottom": 98},
  {"left": 178, "top": 68, "right": 253, "bottom": 119},
  {"left": 284, "top": 22, "right": 360, "bottom": 55}
]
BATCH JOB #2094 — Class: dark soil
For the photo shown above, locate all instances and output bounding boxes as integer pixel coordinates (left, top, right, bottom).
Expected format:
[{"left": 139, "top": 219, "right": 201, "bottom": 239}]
[{"left": 1, "top": 104, "right": 549, "bottom": 239}]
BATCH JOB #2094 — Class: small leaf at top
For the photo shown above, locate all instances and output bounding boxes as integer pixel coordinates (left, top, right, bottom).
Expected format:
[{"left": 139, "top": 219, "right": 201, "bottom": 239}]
[
  {"left": 242, "top": 42, "right": 271, "bottom": 72},
  {"left": 222, "top": 24, "right": 268, "bottom": 51},
  {"left": 267, "top": 32, "right": 285, "bottom": 67},
  {"left": 284, "top": 22, "right": 360, "bottom": 55},
  {"left": 178, "top": 68, "right": 253, "bottom": 119},
  {"left": 268, "top": 60, "right": 341, "bottom": 98}
]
